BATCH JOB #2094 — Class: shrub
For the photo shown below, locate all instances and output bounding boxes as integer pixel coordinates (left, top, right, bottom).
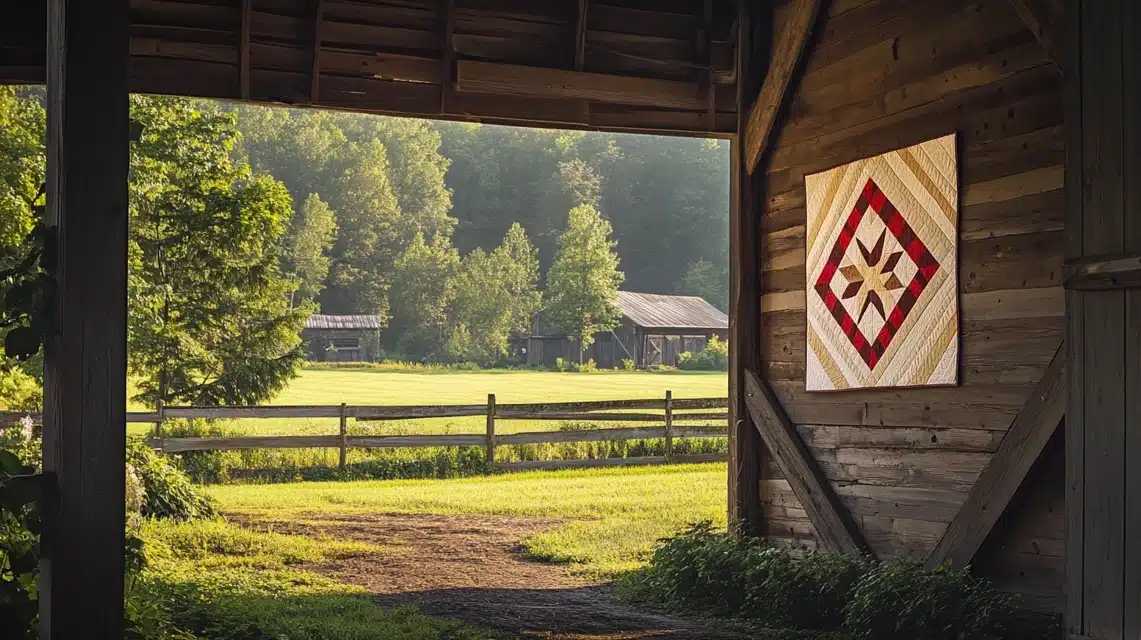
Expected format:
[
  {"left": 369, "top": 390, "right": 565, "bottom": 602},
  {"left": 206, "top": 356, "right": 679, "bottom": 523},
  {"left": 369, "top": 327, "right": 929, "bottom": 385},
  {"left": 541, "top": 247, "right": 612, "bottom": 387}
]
[
  {"left": 0, "top": 367, "right": 42, "bottom": 412},
  {"left": 621, "top": 358, "right": 636, "bottom": 371},
  {"left": 624, "top": 523, "right": 1029, "bottom": 638},
  {"left": 843, "top": 559, "right": 1017, "bottom": 639},
  {"left": 677, "top": 336, "right": 728, "bottom": 371},
  {"left": 127, "top": 439, "right": 216, "bottom": 521}
]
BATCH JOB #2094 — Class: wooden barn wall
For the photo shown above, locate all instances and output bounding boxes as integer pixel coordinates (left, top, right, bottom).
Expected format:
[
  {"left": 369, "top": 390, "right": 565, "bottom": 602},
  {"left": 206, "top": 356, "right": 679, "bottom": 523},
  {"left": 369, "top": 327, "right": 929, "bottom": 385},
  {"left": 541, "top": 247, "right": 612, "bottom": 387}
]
[{"left": 755, "top": 0, "right": 1064, "bottom": 609}]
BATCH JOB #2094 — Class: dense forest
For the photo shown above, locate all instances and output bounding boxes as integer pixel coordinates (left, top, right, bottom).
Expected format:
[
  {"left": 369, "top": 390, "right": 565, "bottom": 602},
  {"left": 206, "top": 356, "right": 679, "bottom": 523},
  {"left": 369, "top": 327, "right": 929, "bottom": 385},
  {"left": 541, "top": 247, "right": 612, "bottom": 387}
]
[{"left": 0, "top": 89, "right": 728, "bottom": 377}]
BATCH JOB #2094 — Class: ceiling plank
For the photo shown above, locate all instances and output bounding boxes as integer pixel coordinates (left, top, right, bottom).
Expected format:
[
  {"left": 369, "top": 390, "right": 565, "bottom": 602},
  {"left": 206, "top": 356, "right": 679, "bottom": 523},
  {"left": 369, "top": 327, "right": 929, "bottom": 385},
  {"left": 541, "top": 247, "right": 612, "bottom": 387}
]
[
  {"left": 309, "top": 0, "right": 324, "bottom": 103},
  {"left": 575, "top": 0, "right": 588, "bottom": 71},
  {"left": 240, "top": 0, "right": 250, "bottom": 99},
  {"left": 925, "top": 344, "right": 1066, "bottom": 569},
  {"left": 440, "top": 0, "right": 455, "bottom": 113},
  {"left": 743, "top": 0, "right": 826, "bottom": 174},
  {"left": 1008, "top": 0, "right": 1064, "bottom": 72},
  {"left": 744, "top": 369, "right": 872, "bottom": 557},
  {"left": 455, "top": 60, "right": 704, "bottom": 109}
]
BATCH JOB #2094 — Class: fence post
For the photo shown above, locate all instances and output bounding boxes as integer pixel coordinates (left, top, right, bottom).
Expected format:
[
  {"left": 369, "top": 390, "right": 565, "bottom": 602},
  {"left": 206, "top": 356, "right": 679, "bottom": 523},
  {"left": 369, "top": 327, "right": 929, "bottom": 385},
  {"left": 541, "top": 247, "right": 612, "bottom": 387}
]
[
  {"left": 486, "top": 393, "right": 497, "bottom": 469},
  {"left": 664, "top": 390, "right": 674, "bottom": 463},
  {"left": 154, "top": 399, "right": 165, "bottom": 444},
  {"left": 339, "top": 402, "right": 348, "bottom": 472}
]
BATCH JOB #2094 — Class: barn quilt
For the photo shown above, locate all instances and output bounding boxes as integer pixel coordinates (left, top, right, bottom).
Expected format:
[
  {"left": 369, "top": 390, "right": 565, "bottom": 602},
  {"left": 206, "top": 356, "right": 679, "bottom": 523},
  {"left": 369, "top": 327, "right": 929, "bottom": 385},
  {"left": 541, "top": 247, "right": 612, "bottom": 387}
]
[{"left": 804, "top": 134, "right": 959, "bottom": 391}]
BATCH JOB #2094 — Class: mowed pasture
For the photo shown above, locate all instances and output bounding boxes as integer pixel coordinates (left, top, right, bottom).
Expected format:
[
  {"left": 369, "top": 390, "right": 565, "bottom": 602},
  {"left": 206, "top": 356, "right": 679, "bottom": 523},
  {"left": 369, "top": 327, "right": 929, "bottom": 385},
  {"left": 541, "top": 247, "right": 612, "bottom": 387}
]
[{"left": 128, "top": 368, "right": 729, "bottom": 437}]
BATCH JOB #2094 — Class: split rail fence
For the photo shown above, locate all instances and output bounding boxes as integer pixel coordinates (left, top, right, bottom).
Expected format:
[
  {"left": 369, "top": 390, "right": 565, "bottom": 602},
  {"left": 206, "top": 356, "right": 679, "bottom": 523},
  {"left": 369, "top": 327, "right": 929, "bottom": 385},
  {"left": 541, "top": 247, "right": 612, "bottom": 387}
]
[{"left": 0, "top": 392, "right": 729, "bottom": 471}]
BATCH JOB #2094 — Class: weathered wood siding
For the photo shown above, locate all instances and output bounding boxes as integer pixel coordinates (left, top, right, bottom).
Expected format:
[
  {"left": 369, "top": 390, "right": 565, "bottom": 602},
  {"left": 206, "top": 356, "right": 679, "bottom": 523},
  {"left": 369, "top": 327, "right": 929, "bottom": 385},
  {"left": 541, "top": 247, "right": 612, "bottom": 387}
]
[{"left": 757, "top": 0, "right": 1063, "bottom": 608}]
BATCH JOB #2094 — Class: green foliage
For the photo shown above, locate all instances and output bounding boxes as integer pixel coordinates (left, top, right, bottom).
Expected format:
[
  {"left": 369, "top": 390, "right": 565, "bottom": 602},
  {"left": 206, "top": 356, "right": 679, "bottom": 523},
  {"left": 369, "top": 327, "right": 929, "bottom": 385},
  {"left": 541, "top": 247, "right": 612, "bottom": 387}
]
[
  {"left": 843, "top": 559, "right": 1017, "bottom": 640},
  {"left": 0, "top": 447, "right": 39, "bottom": 638},
  {"left": 128, "top": 96, "right": 309, "bottom": 407},
  {"left": 545, "top": 204, "right": 624, "bottom": 360},
  {"left": 388, "top": 232, "right": 459, "bottom": 357},
  {"left": 676, "top": 258, "right": 728, "bottom": 313},
  {"left": 623, "top": 524, "right": 1032, "bottom": 639},
  {"left": 285, "top": 194, "right": 338, "bottom": 304},
  {"left": 0, "top": 87, "right": 43, "bottom": 252},
  {"left": 0, "top": 368, "right": 40, "bottom": 412},
  {"left": 621, "top": 358, "right": 636, "bottom": 371},
  {"left": 677, "top": 336, "right": 729, "bottom": 371},
  {"left": 127, "top": 440, "right": 216, "bottom": 521}
]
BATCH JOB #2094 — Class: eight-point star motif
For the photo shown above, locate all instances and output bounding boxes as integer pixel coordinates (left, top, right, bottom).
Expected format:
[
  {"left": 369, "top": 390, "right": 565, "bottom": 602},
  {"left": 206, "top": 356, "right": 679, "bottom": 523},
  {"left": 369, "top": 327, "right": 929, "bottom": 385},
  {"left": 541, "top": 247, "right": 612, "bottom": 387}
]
[{"left": 838, "top": 230, "right": 905, "bottom": 323}]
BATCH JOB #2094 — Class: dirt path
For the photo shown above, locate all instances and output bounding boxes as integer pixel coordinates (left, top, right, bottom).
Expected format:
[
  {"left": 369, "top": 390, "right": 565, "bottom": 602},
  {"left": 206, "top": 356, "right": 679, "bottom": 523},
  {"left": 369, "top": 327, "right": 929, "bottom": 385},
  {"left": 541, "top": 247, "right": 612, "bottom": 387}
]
[{"left": 243, "top": 513, "right": 751, "bottom": 640}]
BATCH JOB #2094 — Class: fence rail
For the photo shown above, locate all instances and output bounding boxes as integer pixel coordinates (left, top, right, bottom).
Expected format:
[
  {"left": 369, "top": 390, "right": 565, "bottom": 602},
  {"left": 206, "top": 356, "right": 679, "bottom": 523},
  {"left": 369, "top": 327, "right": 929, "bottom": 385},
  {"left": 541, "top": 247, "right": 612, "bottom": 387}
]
[{"left": 1, "top": 393, "right": 730, "bottom": 470}]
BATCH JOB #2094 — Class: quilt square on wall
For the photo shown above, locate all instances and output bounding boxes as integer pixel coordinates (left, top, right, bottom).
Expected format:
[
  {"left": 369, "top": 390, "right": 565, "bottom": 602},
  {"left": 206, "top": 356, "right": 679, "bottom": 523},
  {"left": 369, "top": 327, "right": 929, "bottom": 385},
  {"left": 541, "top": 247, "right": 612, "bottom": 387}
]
[{"left": 804, "top": 133, "right": 959, "bottom": 391}]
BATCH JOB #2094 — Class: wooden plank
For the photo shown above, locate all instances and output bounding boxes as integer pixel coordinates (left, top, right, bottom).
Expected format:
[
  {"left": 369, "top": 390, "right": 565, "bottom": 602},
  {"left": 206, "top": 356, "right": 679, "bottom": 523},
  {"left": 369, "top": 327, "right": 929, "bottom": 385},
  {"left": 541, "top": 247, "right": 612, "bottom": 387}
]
[
  {"left": 797, "top": 425, "right": 1004, "bottom": 453},
  {"left": 485, "top": 393, "right": 496, "bottom": 466},
  {"left": 440, "top": 0, "right": 454, "bottom": 112},
  {"left": 574, "top": 0, "right": 588, "bottom": 70},
  {"left": 347, "top": 434, "right": 486, "bottom": 448},
  {"left": 1064, "top": 251, "right": 1141, "bottom": 290},
  {"left": 310, "top": 0, "right": 324, "bottom": 103},
  {"left": 744, "top": 370, "right": 871, "bottom": 556},
  {"left": 497, "top": 398, "right": 668, "bottom": 411},
  {"left": 1008, "top": 0, "right": 1064, "bottom": 72},
  {"left": 743, "top": 0, "right": 826, "bottom": 173},
  {"left": 338, "top": 402, "right": 347, "bottom": 471},
  {"left": 671, "top": 412, "right": 729, "bottom": 421},
  {"left": 156, "top": 435, "right": 341, "bottom": 452},
  {"left": 455, "top": 60, "right": 704, "bottom": 109},
  {"left": 496, "top": 426, "right": 666, "bottom": 445},
  {"left": 673, "top": 426, "right": 729, "bottom": 438},
  {"left": 352, "top": 404, "right": 487, "bottom": 420},
  {"left": 494, "top": 411, "right": 664, "bottom": 421},
  {"left": 498, "top": 456, "right": 667, "bottom": 471},
  {"left": 664, "top": 390, "right": 674, "bottom": 462},
  {"left": 240, "top": 0, "right": 250, "bottom": 98},
  {"left": 41, "top": 0, "right": 130, "bottom": 635},
  {"left": 671, "top": 397, "right": 729, "bottom": 409},
  {"left": 925, "top": 345, "right": 1065, "bottom": 568},
  {"left": 163, "top": 405, "right": 344, "bottom": 419}
]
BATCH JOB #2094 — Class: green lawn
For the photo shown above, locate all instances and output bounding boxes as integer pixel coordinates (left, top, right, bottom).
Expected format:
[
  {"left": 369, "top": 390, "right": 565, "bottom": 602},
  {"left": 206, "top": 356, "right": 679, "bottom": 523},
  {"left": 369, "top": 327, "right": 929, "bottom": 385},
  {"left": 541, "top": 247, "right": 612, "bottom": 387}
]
[
  {"left": 209, "top": 462, "right": 728, "bottom": 577},
  {"left": 130, "top": 369, "right": 727, "bottom": 437}
]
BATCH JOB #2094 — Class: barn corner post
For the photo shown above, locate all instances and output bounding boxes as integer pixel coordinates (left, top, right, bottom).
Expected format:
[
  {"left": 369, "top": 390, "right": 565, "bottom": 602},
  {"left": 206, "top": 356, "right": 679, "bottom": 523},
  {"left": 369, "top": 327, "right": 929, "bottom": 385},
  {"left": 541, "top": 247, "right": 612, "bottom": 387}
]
[
  {"left": 40, "top": 0, "right": 130, "bottom": 636},
  {"left": 1065, "top": 0, "right": 1141, "bottom": 636},
  {"left": 727, "top": 0, "right": 765, "bottom": 537}
]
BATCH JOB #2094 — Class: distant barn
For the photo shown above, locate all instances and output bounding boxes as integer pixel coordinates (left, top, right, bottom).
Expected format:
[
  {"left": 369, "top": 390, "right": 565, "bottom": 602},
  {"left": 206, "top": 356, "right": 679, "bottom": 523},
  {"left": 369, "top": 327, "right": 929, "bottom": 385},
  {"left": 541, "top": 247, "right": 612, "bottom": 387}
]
[
  {"left": 302, "top": 314, "right": 382, "bottom": 362},
  {"left": 526, "top": 291, "right": 728, "bottom": 369}
]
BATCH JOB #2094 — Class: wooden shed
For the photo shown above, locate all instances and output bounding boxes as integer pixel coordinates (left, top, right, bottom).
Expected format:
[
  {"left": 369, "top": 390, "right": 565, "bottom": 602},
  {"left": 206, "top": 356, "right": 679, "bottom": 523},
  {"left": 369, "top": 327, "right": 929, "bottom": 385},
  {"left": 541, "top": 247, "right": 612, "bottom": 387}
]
[
  {"left": 527, "top": 291, "right": 728, "bottom": 369},
  {"left": 301, "top": 314, "right": 382, "bottom": 362},
  {"left": 3, "top": 0, "right": 1138, "bottom": 638}
]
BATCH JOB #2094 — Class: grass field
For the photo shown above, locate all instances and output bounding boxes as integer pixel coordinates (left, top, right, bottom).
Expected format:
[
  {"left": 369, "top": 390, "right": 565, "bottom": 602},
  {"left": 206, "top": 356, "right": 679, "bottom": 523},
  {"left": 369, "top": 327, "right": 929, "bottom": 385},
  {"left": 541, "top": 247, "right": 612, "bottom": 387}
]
[
  {"left": 209, "top": 462, "right": 727, "bottom": 577},
  {"left": 129, "top": 368, "right": 727, "bottom": 438}
]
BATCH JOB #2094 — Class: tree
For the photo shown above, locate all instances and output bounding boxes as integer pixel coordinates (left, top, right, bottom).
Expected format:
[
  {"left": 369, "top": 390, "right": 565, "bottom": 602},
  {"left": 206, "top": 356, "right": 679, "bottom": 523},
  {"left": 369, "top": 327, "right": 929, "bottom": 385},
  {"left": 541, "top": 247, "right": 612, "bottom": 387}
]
[
  {"left": 0, "top": 87, "right": 44, "bottom": 254},
  {"left": 128, "top": 96, "right": 309, "bottom": 406},
  {"left": 388, "top": 232, "right": 459, "bottom": 358},
  {"left": 284, "top": 193, "right": 337, "bottom": 305},
  {"left": 545, "top": 204, "right": 624, "bottom": 363},
  {"left": 448, "top": 223, "right": 542, "bottom": 365},
  {"left": 676, "top": 258, "right": 728, "bottom": 312}
]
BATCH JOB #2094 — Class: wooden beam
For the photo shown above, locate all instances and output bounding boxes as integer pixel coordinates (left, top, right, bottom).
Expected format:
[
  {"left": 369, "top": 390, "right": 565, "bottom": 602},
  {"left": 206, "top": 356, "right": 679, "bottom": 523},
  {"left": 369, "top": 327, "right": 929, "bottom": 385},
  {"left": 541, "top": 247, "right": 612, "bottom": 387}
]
[
  {"left": 440, "top": 0, "right": 455, "bottom": 113},
  {"left": 1008, "top": 0, "right": 1064, "bottom": 72},
  {"left": 42, "top": 0, "right": 130, "bottom": 635},
  {"left": 455, "top": 60, "right": 705, "bottom": 110},
  {"left": 574, "top": 0, "right": 588, "bottom": 71},
  {"left": 240, "top": 0, "right": 251, "bottom": 99},
  {"left": 703, "top": 0, "right": 715, "bottom": 130},
  {"left": 309, "top": 0, "right": 324, "bottom": 103},
  {"left": 743, "top": 0, "right": 825, "bottom": 174},
  {"left": 743, "top": 370, "right": 871, "bottom": 556},
  {"left": 1064, "top": 252, "right": 1141, "bottom": 290},
  {"left": 925, "top": 344, "right": 1066, "bottom": 569}
]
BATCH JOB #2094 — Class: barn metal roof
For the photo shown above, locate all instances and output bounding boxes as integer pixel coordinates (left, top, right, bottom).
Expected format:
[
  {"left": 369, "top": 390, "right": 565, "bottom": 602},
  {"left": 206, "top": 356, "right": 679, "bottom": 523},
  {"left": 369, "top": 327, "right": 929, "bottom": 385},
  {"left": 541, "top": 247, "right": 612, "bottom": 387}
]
[
  {"left": 614, "top": 291, "right": 728, "bottom": 330},
  {"left": 304, "top": 314, "right": 383, "bottom": 330}
]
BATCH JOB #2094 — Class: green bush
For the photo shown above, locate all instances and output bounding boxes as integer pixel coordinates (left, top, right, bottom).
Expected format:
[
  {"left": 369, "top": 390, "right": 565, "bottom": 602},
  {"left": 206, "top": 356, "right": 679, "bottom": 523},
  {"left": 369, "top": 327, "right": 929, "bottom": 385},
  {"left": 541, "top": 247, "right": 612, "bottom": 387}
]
[
  {"left": 843, "top": 559, "right": 1016, "bottom": 639},
  {"left": 677, "top": 336, "right": 728, "bottom": 371},
  {"left": 0, "top": 367, "right": 41, "bottom": 412},
  {"left": 621, "top": 358, "right": 636, "bottom": 371},
  {"left": 127, "top": 439, "right": 216, "bottom": 521},
  {"left": 623, "top": 523, "right": 1033, "bottom": 638}
]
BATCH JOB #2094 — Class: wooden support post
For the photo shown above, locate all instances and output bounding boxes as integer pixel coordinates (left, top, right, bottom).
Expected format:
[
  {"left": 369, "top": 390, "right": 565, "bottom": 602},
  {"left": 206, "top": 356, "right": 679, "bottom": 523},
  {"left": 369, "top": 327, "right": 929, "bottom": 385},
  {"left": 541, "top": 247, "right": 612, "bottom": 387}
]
[
  {"left": 728, "top": 0, "right": 764, "bottom": 536},
  {"left": 154, "top": 399, "right": 165, "bottom": 440},
  {"left": 926, "top": 345, "right": 1066, "bottom": 569},
  {"left": 309, "top": 0, "right": 324, "bottom": 103},
  {"left": 486, "top": 393, "right": 496, "bottom": 468},
  {"left": 338, "top": 402, "right": 348, "bottom": 472},
  {"left": 664, "top": 390, "right": 674, "bottom": 463},
  {"left": 41, "top": 0, "right": 130, "bottom": 635},
  {"left": 744, "top": 370, "right": 871, "bottom": 557},
  {"left": 240, "top": 0, "right": 251, "bottom": 99}
]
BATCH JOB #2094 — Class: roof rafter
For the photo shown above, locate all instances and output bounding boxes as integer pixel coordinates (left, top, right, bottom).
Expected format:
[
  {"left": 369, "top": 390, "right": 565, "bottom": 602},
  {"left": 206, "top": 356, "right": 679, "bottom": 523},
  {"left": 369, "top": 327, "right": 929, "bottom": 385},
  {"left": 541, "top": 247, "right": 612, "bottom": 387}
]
[{"left": 1008, "top": 0, "right": 1064, "bottom": 72}]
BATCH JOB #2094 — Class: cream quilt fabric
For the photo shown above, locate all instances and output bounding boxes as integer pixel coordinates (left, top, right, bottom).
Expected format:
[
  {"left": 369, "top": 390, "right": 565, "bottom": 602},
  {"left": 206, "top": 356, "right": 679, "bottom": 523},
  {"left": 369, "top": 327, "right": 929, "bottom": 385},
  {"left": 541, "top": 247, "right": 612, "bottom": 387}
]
[{"left": 804, "top": 133, "right": 959, "bottom": 391}]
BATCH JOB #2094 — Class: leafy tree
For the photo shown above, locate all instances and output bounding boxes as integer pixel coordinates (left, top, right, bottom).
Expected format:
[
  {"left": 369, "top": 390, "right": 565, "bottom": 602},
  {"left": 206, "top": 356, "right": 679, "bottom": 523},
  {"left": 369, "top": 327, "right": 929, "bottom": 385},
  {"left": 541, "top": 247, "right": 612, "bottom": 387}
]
[
  {"left": 388, "top": 232, "right": 459, "bottom": 357},
  {"left": 0, "top": 87, "right": 43, "bottom": 253},
  {"left": 283, "top": 193, "right": 337, "bottom": 305},
  {"left": 676, "top": 258, "right": 728, "bottom": 312},
  {"left": 545, "top": 204, "right": 624, "bottom": 362},
  {"left": 448, "top": 223, "right": 542, "bottom": 365},
  {"left": 128, "top": 97, "right": 308, "bottom": 406}
]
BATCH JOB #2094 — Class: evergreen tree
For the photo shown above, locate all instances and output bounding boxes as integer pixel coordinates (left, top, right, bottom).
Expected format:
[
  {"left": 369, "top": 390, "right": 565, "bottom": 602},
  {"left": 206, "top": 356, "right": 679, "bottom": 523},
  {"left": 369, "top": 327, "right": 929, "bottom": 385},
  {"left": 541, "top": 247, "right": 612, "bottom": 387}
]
[
  {"left": 284, "top": 193, "right": 337, "bottom": 305},
  {"left": 388, "top": 232, "right": 459, "bottom": 358},
  {"left": 545, "top": 204, "right": 624, "bottom": 363},
  {"left": 676, "top": 258, "right": 728, "bottom": 312},
  {"left": 128, "top": 96, "right": 308, "bottom": 406}
]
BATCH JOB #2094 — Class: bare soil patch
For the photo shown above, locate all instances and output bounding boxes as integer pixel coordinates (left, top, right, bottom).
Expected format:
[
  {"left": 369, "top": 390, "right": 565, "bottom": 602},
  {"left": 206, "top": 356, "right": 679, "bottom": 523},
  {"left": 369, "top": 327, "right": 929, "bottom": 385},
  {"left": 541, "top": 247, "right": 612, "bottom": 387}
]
[{"left": 236, "top": 512, "right": 750, "bottom": 640}]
